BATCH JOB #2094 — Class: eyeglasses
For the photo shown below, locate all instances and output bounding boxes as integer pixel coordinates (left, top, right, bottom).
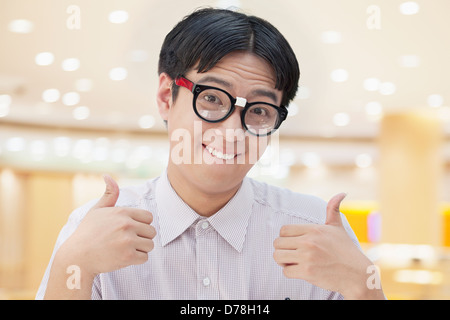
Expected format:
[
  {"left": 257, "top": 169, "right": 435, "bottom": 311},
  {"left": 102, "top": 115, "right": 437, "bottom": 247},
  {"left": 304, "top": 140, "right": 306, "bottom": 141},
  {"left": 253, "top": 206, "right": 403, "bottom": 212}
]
[{"left": 175, "top": 77, "right": 288, "bottom": 136}]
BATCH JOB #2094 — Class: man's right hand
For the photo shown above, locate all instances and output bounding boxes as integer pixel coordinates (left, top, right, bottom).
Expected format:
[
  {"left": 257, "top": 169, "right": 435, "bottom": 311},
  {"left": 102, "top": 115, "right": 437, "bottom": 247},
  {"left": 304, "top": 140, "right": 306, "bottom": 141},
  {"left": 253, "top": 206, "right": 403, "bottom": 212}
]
[
  {"left": 44, "top": 175, "right": 156, "bottom": 299},
  {"left": 63, "top": 174, "right": 156, "bottom": 275}
]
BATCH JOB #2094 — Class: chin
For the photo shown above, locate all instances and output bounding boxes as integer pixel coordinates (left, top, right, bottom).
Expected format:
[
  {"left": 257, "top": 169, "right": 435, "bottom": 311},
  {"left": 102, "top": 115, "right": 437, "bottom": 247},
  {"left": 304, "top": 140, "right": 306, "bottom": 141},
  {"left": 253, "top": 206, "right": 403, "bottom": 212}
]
[{"left": 193, "top": 162, "right": 250, "bottom": 192}]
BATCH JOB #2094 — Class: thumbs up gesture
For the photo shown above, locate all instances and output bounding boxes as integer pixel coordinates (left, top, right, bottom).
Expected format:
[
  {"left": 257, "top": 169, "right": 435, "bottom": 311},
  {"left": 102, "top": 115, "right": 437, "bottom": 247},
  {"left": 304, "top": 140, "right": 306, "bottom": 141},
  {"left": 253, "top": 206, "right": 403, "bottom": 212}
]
[
  {"left": 61, "top": 175, "right": 156, "bottom": 275},
  {"left": 273, "top": 193, "right": 384, "bottom": 299}
]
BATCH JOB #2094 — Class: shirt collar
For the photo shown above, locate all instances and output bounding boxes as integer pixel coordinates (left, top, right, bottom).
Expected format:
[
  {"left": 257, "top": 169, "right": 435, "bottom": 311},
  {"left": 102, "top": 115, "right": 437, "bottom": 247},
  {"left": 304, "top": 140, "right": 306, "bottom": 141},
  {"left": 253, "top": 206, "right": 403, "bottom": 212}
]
[{"left": 155, "top": 169, "right": 254, "bottom": 252}]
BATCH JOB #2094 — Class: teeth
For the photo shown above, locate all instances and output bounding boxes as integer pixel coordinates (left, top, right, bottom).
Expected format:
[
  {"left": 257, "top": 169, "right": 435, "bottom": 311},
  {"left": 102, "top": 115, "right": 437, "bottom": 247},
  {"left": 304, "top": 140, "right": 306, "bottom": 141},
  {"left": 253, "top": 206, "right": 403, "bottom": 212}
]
[{"left": 205, "top": 145, "right": 235, "bottom": 160}]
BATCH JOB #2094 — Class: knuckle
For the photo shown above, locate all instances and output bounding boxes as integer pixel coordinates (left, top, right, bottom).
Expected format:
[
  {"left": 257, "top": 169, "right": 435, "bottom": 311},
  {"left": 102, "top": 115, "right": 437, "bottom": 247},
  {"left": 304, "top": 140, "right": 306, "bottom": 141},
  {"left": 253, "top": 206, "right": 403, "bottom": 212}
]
[
  {"left": 273, "top": 238, "right": 280, "bottom": 248},
  {"left": 115, "top": 206, "right": 128, "bottom": 215},
  {"left": 147, "top": 211, "right": 154, "bottom": 223},
  {"left": 149, "top": 226, "right": 157, "bottom": 239},
  {"left": 121, "top": 247, "right": 136, "bottom": 263},
  {"left": 136, "top": 252, "right": 149, "bottom": 265},
  {"left": 119, "top": 220, "right": 133, "bottom": 232},
  {"left": 279, "top": 225, "right": 289, "bottom": 236},
  {"left": 118, "top": 215, "right": 135, "bottom": 231},
  {"left": 304, "top": 239, "right": 318, "bottom": 250},
  {"left": 273, "top": 250, "right": 280, "bottom": 261},
  {"left": 148, "top": 240, "right": 154, "bottom": 252},
  {"left": 142, "top": 239, "right": 154, "bottom": 252},
  {"left": 293, "top": 237, "right": 303, "bottom": 248},
  {"left": 121, "top": 234, "right": 135, "bottom": 247}
]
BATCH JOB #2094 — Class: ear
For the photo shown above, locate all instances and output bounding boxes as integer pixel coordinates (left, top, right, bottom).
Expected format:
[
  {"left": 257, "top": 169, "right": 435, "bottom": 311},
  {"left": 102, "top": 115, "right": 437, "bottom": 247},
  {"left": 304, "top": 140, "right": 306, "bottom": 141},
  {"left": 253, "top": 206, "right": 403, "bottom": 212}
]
[{"left": 156, "top": 72, "right": 173, "bottom": 122}]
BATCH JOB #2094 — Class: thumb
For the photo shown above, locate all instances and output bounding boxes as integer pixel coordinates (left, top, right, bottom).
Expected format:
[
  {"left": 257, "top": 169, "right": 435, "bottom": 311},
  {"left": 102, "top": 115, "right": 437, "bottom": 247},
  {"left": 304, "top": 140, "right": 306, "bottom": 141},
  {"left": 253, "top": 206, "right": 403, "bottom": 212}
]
[
  {"left": 325, "top": 192, "right": 347, "bottom": 226},
  {"left": 92, "top": 174, "right": 120, "bottom": 209}
]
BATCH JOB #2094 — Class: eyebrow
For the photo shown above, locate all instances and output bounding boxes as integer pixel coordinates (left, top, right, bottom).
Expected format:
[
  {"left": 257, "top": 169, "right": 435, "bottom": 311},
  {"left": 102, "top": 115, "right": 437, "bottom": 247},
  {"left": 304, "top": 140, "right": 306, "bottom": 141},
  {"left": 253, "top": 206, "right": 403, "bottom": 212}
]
[
  {"left": 198, "top": 75, "right": 233, "bottom": 88},
  {"left": 198, "top": 75, "right": 279, "bottom": 104},
  {"left": 251, "top": 89, "right": 279, "bottom": 104}
]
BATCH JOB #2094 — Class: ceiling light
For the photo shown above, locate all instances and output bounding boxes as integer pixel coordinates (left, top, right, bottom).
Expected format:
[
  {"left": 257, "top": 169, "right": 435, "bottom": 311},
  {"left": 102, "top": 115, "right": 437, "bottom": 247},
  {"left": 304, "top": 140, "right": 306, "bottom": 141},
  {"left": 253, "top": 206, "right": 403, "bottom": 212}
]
[
  {"left": 363, "top": 78, "right": 380, "bottom": 91},
  {"left": 437, "top": 107, "right": 450, "bottom": 122},
  {"left": 62, "top": 58, "right": 80, "bottom": 71},
  {"left": 0, "top": 94, "right": 12, "bottom": 106},
  {"left": 62, "top": 92, "right": 80, "bottom": 106},
  {"left": 139, "top": 115, "right": 156, "bottom": 129},
  {"left": 399, "top": 55, "right": 421, "bottom": 68},
  {"left": 333, "top": 113, "right": 350, "bottom": 127},
  {"left": 72, "top": 139, "right": 93, "bottom": 160},
  {"left": 42, "top": 89, "right": 60, "bottom": 103},
  {"left": 8, "top": 19, "right": 34, "bottom": 33},
  {"left": 109, "top": 67, "right": 128, "bottom": 81},
  {"left": 125, "top": 146, "right": 153, "bottom": 169},
  {"left": 379, "top": 82, "right": 396, "bottom": 95},
  {"left": 0, "top": 104, "right": 10, "bottom": 118},
  {"left": 108, "top": 10, "right": 129, "bottom": 24},
  {"left": 301, "top": 152, "right": 321, "bottom": 168},
  {"left": 298, "top": 86, "right": 311, "bottom": 100},
  {"left": 400, "top": 2, "right": 420, "bottom": 15},
  {"left": 53, "top": 137, "right": 71, "bottom": 157},
  {"left": 365, "top": 101, "right": 383, "bottom": 116},
  {"left": 365, "top": 102, "right": 383, "bottom": 122},
  {"left": 6, "top": 137, "right": 25, "bottom": 152},
  {"left": 321, "top": 31, "right": 342, "bottom": 44},
  {"left": 129, "top": 50, "right": 149, "bottom": 62},
  {"left": 112, "top": 148, "right": 127, "bottom": 163},
  {"left": 216, "top": 0, "right": 241, "bottom": 9},
  {"left": 93, "top": 139, "right": 109, "bottom": 162},
  {"left": 30, "top": 140, "right": 47, "bottom": 161},
  {"left": 0, "top": 95, "right": 12, "bottom": 118},
  {"left": 287, "top": 102, "right": 299, "bottom": 117},
  {"left": 330, "top": 69, "right": 349, "bottom": 83},
  {"left": 35, "top": 52, "right": 55, "bottom": 66},
  {"left": 427, "top": 94, "right": 444, "bottom": 108},
  {"left": 72, "top": 106, "right": 90, "bottom": 120},
  {"left": 355, "top": 153, "right": 373, "bottom": 168}
]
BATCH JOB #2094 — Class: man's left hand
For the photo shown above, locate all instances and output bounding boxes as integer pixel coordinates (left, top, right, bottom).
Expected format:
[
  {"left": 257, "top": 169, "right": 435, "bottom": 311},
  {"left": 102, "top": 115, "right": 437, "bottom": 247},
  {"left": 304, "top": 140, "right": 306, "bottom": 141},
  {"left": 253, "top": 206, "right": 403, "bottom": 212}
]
[{"left": 273, "top": 193, "right": 384, "bottom": 299}]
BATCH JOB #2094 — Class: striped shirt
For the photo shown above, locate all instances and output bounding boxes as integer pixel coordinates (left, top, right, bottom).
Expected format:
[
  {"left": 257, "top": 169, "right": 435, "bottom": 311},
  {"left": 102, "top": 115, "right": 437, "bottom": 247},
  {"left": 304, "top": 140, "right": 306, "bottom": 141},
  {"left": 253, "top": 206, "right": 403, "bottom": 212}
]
[{"left": 36, "top": 170, "right": 360, "bottom": 300}]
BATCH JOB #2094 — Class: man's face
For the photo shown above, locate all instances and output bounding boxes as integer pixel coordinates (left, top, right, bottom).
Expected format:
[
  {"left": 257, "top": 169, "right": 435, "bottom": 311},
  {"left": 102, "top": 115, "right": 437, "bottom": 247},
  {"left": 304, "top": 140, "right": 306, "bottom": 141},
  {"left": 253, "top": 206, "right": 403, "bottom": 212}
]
[{"left": 160, "top": 51, "right": 283, "bottom": 194}]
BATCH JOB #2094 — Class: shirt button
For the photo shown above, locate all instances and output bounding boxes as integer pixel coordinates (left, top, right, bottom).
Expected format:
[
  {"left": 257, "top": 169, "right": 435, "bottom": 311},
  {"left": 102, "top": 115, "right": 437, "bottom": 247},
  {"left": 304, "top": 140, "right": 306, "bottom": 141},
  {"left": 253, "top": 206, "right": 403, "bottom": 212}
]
[
  {"left": 202, "top": 277, "right": 211, "bottom": 287},
  {"left": 201, "top": 221, "right": 209, "bottom": 229}
]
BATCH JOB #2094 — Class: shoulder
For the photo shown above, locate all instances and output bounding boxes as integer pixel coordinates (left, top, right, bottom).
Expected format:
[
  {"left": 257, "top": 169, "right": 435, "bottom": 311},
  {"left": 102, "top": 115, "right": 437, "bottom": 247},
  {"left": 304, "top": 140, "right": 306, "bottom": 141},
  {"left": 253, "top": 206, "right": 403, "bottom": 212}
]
[
  {"left": 69, "top": 176, "right": 160, "bottom": 224},
  {"left": 248, "top": 177, "right": 328, "bottom": 224},
  {"left": 248, "top": 178, "right": 361, "bottom": 248}
]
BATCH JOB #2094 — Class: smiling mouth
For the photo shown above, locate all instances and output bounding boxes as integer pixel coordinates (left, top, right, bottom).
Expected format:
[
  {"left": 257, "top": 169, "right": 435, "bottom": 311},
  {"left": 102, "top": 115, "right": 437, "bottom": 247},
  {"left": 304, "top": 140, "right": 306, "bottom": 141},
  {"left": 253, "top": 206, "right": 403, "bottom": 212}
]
[{"left": 203, "top": 144, "right": 237, "bottom": 160}]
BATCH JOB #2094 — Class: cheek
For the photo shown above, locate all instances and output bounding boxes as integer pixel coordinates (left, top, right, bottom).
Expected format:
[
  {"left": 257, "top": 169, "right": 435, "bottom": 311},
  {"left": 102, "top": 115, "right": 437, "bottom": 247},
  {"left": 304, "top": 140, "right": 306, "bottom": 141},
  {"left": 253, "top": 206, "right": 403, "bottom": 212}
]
[
  {"left": 246, "top": 135, "right": 270, "bottom": 162},
  {"left": 167, "top": 93, "right": 195, "bottom": 125}
]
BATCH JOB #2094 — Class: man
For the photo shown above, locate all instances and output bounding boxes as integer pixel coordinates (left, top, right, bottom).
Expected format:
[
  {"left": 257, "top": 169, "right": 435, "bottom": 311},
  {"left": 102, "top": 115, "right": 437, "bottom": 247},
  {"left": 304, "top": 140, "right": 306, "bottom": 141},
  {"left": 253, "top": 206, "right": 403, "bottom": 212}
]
[{"left": 37, "top": 8, "right": 384, "bottom": 300}]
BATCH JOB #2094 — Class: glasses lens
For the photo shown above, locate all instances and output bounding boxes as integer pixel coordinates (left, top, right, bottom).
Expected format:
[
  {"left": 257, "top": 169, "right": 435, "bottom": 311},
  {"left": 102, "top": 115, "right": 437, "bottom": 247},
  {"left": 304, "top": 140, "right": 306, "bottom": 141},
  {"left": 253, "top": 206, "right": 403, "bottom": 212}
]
[
  {"left": 195, "top": 89, "right": 231, "bottom": 121},
  {"left": 244, "top": 104, "right": 279, "bottom": 136}
]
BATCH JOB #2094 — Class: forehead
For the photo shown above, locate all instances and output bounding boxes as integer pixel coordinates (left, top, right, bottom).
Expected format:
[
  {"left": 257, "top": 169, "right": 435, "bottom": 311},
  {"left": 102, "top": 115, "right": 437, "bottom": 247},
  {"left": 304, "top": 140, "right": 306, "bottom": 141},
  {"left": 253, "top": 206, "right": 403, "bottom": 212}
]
[
  {"left": 195, "top": 51, "right": 278, "bottom": 87},
  {"left": 188, "top": 51, "right": 282, "bottom": 102}
]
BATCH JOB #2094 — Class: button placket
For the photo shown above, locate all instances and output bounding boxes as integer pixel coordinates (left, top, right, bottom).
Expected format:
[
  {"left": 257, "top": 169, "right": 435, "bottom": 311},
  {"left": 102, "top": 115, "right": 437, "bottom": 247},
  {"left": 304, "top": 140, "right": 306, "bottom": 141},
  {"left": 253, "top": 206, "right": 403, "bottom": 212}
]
[{"left": 195, "top": 219, "right": 219, "bottom": 299}]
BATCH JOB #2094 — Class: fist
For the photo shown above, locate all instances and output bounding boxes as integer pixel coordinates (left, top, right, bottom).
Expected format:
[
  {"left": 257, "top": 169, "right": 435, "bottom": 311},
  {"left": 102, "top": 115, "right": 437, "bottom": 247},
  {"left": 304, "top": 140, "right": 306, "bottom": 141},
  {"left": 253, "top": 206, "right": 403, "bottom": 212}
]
[
  {"left": 62, "top": 175, "right": 156, "bottom": 275},
  {"left": 273, "top": 193, "right": 374, "bottom": 297}
]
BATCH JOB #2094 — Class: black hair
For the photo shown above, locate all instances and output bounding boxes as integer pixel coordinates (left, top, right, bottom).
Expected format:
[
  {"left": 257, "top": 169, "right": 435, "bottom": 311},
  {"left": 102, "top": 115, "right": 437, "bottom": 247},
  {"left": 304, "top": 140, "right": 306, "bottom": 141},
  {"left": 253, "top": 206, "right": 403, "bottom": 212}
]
[{"left": 158, "top": 8, "right": 300, "bottom": 107}]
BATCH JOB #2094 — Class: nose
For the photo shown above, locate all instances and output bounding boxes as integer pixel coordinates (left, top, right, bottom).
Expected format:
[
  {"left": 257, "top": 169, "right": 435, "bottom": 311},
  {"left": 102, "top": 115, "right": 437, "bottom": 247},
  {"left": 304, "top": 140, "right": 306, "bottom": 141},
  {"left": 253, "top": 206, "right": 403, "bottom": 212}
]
[{"left": 216, "top": 107, "right": 246, "bottom": 143}]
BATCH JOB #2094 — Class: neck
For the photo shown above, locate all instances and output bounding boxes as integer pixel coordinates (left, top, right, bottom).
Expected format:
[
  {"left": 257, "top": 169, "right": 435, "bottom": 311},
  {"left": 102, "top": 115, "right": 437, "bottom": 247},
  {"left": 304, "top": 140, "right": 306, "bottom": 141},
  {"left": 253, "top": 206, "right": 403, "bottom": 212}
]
[{"left": 166, "top": 164, "right": 242, "bottom": 217}]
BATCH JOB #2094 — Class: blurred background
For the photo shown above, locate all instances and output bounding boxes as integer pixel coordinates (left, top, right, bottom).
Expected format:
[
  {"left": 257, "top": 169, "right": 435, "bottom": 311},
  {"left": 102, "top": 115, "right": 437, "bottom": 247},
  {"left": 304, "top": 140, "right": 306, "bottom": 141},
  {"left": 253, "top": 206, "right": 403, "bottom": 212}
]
[{"left": 1, "top": 0, "right": 450, "bottom": 299}]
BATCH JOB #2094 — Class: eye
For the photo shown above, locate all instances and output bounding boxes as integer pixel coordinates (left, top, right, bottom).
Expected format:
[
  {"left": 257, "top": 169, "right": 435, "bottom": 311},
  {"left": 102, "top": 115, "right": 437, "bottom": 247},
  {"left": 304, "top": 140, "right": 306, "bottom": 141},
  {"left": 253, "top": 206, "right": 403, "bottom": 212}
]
[
  {"left": 250, "top": 106, "right": 269, "bottom": 117},
  {"left": 203, "top": 94, "right": 222, "bottom": 105}
]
